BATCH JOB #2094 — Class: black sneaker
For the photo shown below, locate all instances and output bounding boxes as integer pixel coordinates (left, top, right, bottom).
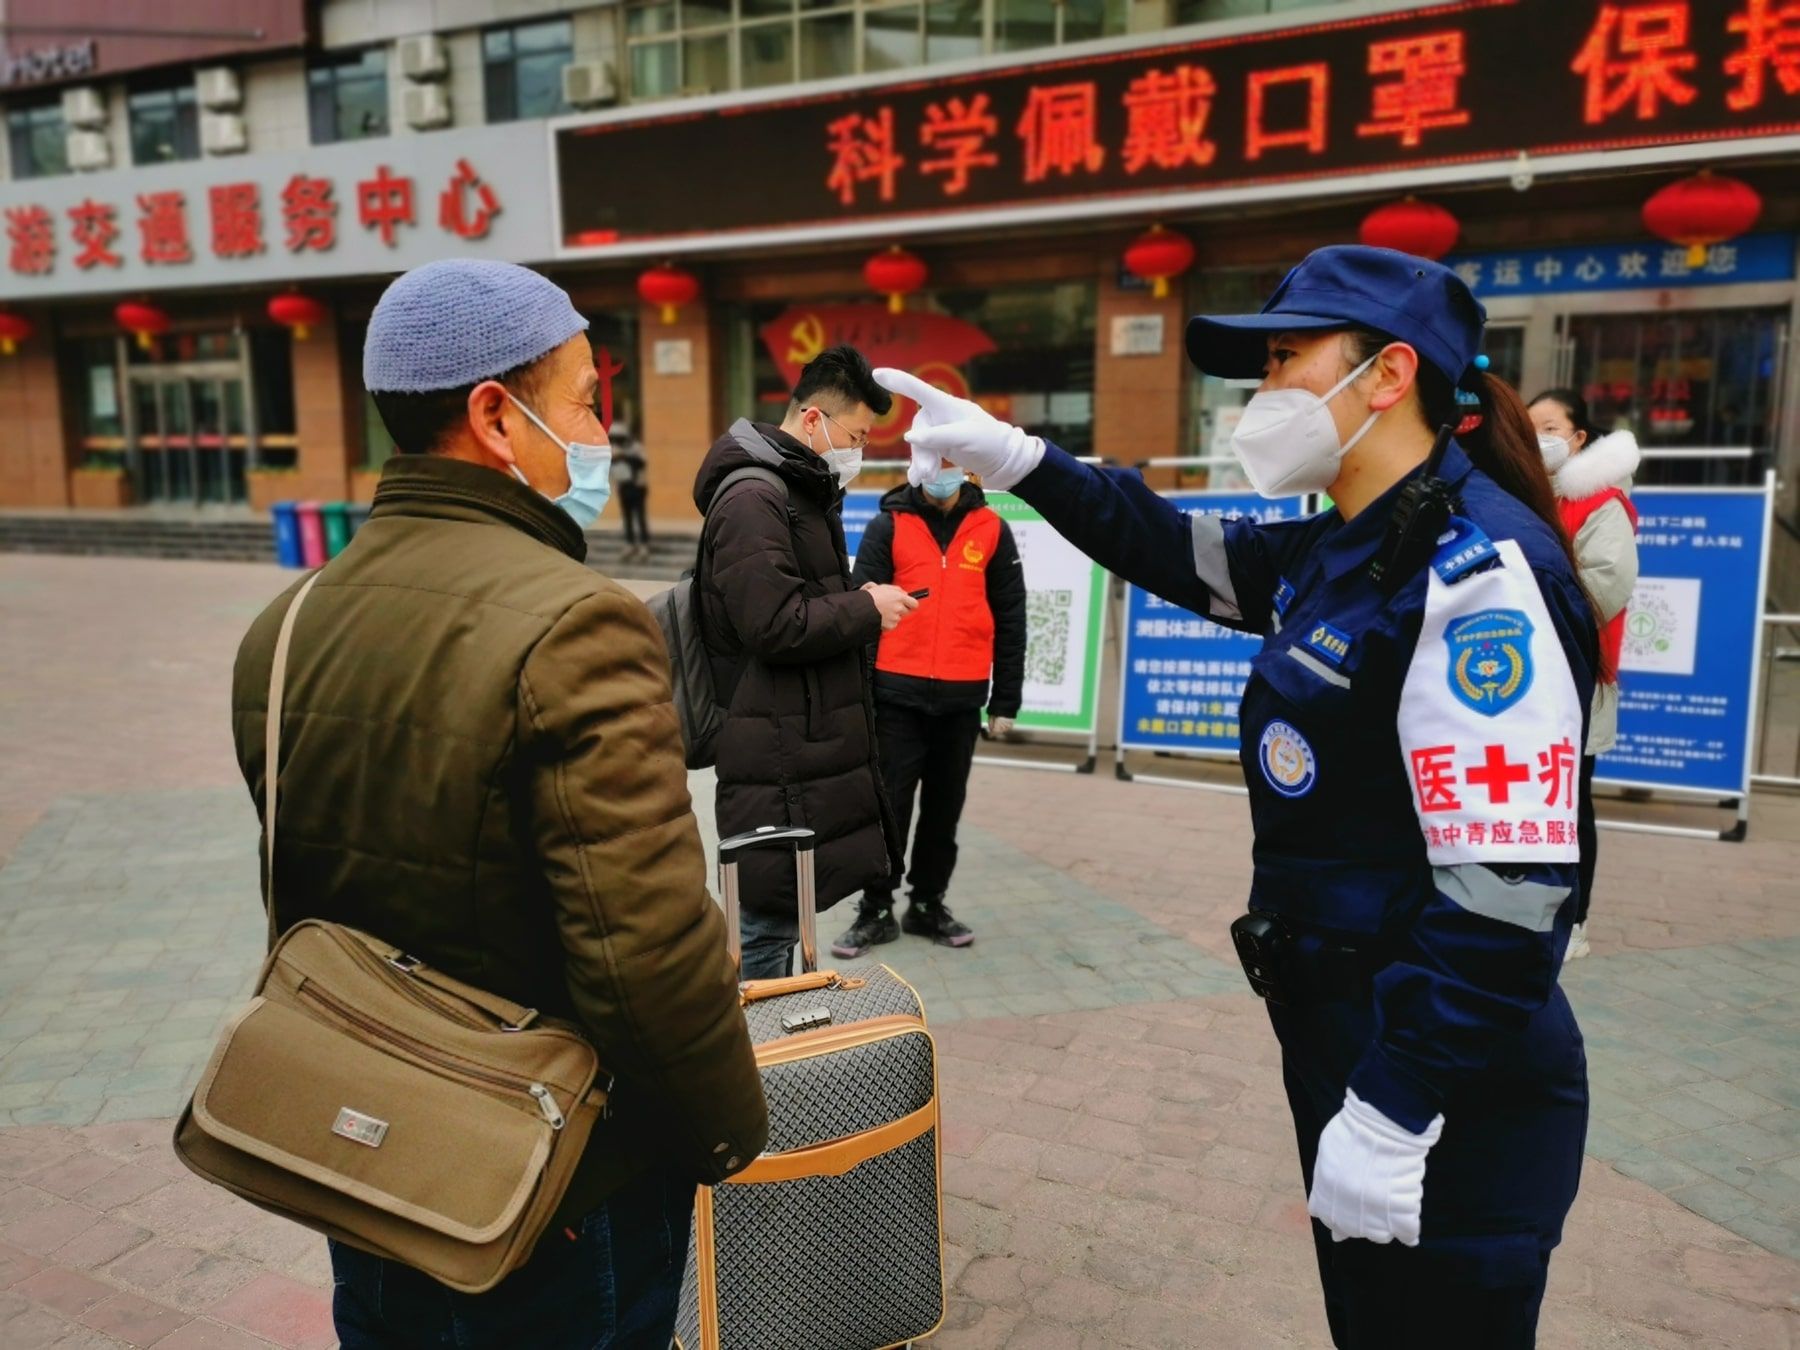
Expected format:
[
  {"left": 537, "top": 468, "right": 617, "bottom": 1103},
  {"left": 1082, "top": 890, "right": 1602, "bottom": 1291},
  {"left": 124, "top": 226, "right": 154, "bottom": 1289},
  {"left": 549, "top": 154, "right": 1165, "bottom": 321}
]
[
  {"left": 902, "top": 900, "right": 974, "bottom": 948},
  {"left": 831, "top": 905, "right": 899, "bottom": 958}
]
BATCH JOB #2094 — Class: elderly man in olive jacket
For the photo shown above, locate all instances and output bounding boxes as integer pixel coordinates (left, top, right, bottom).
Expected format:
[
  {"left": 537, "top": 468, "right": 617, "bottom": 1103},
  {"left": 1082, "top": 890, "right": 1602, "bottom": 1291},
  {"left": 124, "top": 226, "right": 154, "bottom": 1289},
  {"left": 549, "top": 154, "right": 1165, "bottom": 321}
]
[{"left": 231, "top": 260, "right": 765, "bottom": 1350}]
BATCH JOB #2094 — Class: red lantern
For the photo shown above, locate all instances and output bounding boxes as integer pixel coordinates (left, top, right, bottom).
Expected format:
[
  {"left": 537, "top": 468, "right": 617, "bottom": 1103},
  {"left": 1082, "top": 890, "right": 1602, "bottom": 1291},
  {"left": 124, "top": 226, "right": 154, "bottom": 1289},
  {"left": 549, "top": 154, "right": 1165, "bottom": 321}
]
[
  {"left": 1358, "top": 197, "right": 1461, "bottom": 261},
  {"left": 1643, "top": 171, "right": 1763, "bottom": 269},
  {"left": 863, "top": 246, "right": 928, "bottom": 314},
  {"left": 637, "top": 263, "right": 701, "bottom": 325},
  {"left": 1122, "top": 225, "right": 1196, "bottom": 300},
  {"left": 267, "top": 291, "right": 328, "bottom": 341},
  {"left": 115, "top": 300, "right": 170, "bottom": 351},
  {"left": 0, "top": 311, "right": 33, "bottom": 356}
]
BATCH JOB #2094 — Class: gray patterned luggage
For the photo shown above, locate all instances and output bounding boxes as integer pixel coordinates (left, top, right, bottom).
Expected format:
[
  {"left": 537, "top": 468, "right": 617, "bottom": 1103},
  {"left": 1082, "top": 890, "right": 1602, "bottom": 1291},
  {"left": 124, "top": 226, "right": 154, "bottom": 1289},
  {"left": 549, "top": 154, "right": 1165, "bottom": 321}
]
[{"left": 675, "top": 825, "right": 945, "bottom": 1350}]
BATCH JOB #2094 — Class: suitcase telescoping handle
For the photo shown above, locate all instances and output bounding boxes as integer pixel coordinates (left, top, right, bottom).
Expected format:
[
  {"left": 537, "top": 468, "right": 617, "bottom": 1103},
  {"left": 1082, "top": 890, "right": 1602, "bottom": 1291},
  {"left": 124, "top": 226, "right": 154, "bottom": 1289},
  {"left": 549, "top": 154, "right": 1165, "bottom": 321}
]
[{"left": 718, "top": 825, "right": 819, "bottom": 975}]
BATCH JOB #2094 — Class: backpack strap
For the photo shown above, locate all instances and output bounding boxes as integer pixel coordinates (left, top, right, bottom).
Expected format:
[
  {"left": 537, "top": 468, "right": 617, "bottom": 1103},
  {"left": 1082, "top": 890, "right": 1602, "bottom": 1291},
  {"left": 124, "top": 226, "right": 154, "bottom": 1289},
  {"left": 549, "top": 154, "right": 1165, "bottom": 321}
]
[{"left": 695, "top": 466, "right": 793, "bottom": 705}]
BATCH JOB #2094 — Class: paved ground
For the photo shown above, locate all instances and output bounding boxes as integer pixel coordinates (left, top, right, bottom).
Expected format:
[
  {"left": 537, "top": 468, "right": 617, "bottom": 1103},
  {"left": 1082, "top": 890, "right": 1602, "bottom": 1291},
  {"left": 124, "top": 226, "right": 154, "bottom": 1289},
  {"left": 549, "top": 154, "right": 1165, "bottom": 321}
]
[{"left": 1, "top": 553, "right": 1797, "bottom": 1348}]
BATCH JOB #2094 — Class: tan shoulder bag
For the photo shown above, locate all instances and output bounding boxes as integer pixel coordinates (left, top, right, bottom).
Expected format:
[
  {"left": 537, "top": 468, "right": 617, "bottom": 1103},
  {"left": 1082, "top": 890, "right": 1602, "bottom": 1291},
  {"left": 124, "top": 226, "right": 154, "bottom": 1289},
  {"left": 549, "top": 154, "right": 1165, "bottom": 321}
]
[{"left": 173, "top": 572, "right": 609, "bottom": 1294}]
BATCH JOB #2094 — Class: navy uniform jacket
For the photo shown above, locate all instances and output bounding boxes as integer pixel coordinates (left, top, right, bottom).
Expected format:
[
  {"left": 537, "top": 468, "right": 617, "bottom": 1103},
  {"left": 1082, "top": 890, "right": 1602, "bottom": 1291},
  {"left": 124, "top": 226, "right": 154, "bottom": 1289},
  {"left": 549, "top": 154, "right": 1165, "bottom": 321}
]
[{"left": 1016, "top": 442, "right": 1597, "bottom": 1133}]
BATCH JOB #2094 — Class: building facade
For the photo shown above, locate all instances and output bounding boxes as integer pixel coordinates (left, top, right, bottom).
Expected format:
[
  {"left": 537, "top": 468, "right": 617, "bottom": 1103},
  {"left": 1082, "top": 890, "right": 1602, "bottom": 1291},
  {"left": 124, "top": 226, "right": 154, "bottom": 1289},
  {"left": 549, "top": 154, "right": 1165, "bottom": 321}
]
[{"left": 0, "top": 0, "right": 1796, "bottom": 557}]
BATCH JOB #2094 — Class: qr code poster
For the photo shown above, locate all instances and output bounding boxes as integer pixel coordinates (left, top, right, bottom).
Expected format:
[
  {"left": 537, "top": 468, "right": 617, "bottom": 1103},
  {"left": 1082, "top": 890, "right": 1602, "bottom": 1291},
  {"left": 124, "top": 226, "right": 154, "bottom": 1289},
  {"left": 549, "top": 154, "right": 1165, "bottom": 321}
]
[
  {"left": 1621, "top": 576, "right": 1701, "bottom": 678},
  {"left": 990, "top": 495, "right": 1108, "bottom": 733}
]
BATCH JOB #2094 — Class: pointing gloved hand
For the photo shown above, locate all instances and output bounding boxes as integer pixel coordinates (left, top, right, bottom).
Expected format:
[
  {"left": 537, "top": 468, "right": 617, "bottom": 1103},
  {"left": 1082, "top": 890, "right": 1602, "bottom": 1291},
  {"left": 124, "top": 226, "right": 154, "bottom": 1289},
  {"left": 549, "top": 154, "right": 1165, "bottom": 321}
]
[
  {"left": 1306, "top": 1088, "right": 1444, "bottom": 1246},
  {"left": 873, "top": 368, "right": 1047, "bottom": 492},
  {"left": 988, "top": 716, "right": 1015, "bottom": 739}
]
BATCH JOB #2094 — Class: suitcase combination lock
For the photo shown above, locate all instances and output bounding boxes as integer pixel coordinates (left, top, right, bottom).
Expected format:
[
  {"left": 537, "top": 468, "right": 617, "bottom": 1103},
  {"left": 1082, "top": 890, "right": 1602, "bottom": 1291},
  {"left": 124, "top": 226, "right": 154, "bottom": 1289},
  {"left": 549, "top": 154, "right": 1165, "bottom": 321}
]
[{"left": 780, "top": 1006, "right": 834, "bottom": 1034}]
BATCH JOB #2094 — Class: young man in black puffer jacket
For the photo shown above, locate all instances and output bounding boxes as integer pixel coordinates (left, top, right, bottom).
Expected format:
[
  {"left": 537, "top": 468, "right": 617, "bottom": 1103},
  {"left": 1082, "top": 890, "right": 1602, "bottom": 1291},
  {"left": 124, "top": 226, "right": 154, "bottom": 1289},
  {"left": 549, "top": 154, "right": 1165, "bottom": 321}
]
[{"left": 693, "top": 345, "right": 918, "bottom": 978}]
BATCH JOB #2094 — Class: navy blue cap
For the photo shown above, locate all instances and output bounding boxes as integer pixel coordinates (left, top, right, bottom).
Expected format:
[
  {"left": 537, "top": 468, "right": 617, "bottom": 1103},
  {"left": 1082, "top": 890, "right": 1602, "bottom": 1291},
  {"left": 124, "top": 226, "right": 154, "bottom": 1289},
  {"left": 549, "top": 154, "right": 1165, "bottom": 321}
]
[{"left": 1185, "top": 245, "right": 1487, "bottom": 384}]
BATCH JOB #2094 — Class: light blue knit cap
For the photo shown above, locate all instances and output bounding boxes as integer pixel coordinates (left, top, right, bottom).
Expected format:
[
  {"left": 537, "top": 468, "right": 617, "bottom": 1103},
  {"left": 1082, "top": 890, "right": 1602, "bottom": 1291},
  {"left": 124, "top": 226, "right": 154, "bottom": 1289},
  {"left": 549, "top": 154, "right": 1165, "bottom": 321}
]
[{"left": 363, "top": 259, "right": 589, "bottom": 393}]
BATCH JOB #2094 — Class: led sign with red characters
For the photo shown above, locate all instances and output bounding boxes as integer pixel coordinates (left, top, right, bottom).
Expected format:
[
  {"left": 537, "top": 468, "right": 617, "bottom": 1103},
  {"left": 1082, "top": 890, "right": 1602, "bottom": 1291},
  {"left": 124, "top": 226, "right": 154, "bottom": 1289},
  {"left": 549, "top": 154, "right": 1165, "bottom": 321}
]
[{"left": 557, "top": 0, "right": 1800, "bottom": 251}]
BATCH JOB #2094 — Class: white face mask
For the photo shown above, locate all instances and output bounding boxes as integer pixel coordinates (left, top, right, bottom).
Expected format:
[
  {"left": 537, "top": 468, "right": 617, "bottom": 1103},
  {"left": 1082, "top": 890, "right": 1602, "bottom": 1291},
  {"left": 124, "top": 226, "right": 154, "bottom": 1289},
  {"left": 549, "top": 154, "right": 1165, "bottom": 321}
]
[
  {"left": 1230, "top": 353, "right": 1382, "bottom": 498},
  {"left": 1538, "top": 434, "right": 1572, "bottom": 474},
  {"left": 808, "top": 410, "right": 864, "bottom": 489}
]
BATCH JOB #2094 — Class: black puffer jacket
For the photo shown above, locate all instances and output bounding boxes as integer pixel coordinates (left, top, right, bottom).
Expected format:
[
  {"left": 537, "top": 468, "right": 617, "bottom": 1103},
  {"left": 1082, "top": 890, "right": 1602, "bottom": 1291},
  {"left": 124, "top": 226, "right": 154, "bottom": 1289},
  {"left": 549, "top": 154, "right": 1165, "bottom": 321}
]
[{"left": 694, "top": 420, "right": 899, "bottom": 917}]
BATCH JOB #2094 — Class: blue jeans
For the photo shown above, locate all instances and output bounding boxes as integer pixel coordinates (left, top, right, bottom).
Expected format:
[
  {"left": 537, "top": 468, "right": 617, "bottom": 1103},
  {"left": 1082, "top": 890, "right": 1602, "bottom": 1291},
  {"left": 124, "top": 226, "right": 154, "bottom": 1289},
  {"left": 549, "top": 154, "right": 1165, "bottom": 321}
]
[
  {"left": 739, "top": 906, "right": 800, "bottom": 981},
  {"left": 330, "top": 1167, "right": 694, "bottom": 1349}
]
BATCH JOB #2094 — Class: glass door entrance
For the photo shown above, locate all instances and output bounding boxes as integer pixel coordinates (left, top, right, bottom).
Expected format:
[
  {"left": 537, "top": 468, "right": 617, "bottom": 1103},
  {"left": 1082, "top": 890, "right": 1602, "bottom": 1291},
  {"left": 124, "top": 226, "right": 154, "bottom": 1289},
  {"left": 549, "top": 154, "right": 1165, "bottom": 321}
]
[
  {"left": 1555, "top": 307, "right": 1788, "bottom": 484},
  {"left": 127, "top": 368, "right": 249, "bottom": 505}
]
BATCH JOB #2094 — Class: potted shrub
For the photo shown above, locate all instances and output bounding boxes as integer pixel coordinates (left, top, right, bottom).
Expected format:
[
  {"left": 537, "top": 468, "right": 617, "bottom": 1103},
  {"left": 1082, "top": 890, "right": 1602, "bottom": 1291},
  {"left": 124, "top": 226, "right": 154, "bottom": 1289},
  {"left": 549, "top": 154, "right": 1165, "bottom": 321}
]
[
  {"left": 246, "top": 466, "right": 302, "bottom": 512},
  {"left": 70, "top": 464, "right": 132, "bottom": 509}
]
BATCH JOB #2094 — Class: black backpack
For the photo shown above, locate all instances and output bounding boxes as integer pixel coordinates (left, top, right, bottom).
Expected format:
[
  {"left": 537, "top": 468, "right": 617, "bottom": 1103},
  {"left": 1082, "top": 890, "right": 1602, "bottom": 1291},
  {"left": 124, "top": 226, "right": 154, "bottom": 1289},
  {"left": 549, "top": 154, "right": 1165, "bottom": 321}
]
[{"left": 644, "top": 466, "right": 787, "bottom": 770}]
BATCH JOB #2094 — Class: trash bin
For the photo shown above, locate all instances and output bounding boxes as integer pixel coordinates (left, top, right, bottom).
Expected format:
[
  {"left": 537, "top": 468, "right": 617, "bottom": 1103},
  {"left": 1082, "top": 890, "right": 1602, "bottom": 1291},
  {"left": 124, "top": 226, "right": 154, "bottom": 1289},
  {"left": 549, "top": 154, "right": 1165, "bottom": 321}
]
[
  {"left": 271, "top": 502, "right": 304, "bottom": 569},
  {"left": 296, "top": 501, "right": 328, "bottom": 568},
  {"left": 321, "top": 502, "right": 352, "bottom": 558},
  {"left": 345, "top": 502, "right": 372, "bottom": 541}
]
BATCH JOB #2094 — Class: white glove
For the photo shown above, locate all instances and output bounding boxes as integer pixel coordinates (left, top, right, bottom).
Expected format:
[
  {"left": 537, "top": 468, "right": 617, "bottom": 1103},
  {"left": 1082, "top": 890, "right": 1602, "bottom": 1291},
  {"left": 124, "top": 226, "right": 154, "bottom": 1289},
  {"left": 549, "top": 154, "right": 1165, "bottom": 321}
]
[
  {"left": 873, "top": 368, "right": 1046, "bottom": 492},
  {"left": 1306, "top": 1089, "right": 1443, "bottom": 1247},
  {"left": 988, "top": 716, "right": 1015, "bottom": 738}
]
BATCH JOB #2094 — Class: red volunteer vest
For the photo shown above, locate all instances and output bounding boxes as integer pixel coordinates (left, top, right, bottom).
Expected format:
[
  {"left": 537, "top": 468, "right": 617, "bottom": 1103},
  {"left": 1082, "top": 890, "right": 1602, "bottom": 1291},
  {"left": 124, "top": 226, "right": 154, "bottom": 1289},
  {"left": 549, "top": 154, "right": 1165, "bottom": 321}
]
[
  {"left": 1559, "top": 487, "right": 1638, "bottom": 682},
  {"left": 876, "top": 508, "right": 1001, "bottom": 682}
]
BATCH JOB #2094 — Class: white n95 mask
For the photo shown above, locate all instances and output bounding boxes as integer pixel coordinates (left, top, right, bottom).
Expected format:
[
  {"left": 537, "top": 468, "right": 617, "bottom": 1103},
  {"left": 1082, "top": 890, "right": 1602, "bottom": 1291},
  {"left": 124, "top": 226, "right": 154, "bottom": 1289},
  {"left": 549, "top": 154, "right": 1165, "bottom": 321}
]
[{"left": 1230, "top": 353, "right": 1381, "bottom": 498}]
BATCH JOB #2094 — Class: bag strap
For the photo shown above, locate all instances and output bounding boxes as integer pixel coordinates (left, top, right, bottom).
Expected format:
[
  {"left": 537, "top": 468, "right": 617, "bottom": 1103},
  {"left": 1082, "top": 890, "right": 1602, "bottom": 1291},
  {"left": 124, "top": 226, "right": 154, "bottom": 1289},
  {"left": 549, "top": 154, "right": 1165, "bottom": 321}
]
[
  {"left": 264, "top": 571, "right": 323, "bottom": 949},
  {"left": 260, "top": 576, "right": 546, "bottom": 1034}
]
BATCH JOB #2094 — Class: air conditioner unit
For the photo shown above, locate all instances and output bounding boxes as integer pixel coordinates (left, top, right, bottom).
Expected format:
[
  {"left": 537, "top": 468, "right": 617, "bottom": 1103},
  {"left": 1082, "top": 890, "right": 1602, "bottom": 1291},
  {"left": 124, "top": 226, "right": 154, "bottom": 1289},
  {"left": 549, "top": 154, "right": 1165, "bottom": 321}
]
[
  {"left": 398, "top": 33, "right": 448, "bottom": 82},
  {"left": 196, "top": 66, "right": 241, "bottom": 110},
  {"left": 201, "top": 111, "right": 248, "bottom": 155},
  {"left": 401, "top": 82, "right": 451, "bottom": 130},
  {"left": 67, "top": 129, "right": 110, "bottom": 171},
  {"left": 61, "top": 85, "right": 106, "bottom": 129},
  {"left": 562, "top": 60, "right": 617, "bottom": 110}
]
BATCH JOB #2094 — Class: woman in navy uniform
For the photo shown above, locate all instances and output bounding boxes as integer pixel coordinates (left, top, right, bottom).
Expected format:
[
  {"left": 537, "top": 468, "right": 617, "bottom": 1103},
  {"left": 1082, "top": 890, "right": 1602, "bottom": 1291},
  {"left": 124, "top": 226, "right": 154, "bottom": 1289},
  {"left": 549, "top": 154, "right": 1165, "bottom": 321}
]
[{"left": 877, "top": 247, "right": 1598, "bottom": 1348}]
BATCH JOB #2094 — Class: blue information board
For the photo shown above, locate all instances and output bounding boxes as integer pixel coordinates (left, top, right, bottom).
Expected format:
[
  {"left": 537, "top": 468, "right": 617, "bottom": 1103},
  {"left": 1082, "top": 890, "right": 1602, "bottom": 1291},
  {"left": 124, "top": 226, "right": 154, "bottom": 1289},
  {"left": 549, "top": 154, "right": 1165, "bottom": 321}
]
[
  {"left": 1445, "top": 233, "right": 1795, "bottom": 299},
  {"left": 1596, "top": 485, "right": 1771, "bottom": 796},
  {"left": 841, "top": 489, "right": 885, "bottom": 561},
  {"left": 1117, "top": 492, "right": 1304, "bottom": 756}
]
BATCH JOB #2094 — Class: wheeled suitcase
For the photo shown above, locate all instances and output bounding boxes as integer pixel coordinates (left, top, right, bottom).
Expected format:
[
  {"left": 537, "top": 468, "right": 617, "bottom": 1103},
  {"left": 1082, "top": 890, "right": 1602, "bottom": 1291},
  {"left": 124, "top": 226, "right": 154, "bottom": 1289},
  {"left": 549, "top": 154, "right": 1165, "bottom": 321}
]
[{"left": 675, "top": 826, "right": 946, "bottom": 1350}]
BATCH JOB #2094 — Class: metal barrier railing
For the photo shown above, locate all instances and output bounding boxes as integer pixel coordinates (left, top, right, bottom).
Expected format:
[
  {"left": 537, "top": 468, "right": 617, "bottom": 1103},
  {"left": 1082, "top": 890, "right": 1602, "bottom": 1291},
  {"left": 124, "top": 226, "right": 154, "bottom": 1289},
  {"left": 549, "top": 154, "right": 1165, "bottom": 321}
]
[{"left": 1753, "top": 611, "right": 1800, "bottom": 792}]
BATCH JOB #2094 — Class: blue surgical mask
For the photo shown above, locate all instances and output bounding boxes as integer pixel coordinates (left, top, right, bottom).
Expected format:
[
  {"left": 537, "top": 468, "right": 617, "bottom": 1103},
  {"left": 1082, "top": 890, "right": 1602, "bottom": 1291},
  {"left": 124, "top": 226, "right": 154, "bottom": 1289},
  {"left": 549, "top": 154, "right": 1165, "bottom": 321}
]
[
  {"left": 507, "top": 395, "right": 612, "bottom": 529},
  {"left": 923, "top": 466, "right": 966, "bottom": 501}
]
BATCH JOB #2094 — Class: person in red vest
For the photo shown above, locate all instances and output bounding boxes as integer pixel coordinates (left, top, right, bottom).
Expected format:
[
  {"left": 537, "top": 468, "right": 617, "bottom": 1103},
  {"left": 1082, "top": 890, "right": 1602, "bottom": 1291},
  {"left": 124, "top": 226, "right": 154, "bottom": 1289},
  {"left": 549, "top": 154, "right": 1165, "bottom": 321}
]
[
  {"left": 833, "top": 461, "right": 1028, "bottom": 956},
  {"left": 1529, "top": 389, "right": 1640, "bottom": 961}
]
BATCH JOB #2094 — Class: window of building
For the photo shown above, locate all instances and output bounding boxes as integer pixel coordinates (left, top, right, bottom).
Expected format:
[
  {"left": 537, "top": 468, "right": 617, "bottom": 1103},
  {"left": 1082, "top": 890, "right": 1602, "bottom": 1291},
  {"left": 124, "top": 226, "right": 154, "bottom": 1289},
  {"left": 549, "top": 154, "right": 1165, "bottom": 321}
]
[
  {"left": 627, "top": 0, "right": 1126, "bottom": 101},
  {"left": 484, "top": 18, "right": 575, "bottom": 122},
  {"left": 308, "top": 47, "right": 390, "bottom": 144},
  {"left": 7, "top": 100, "right": 66, "bottom": 179},
  {"left": 129, "top": 82, "right": 200, "bottom": 165},
  {"left": 1174, "top": 0, "right": 1350, "bottom": 23}
]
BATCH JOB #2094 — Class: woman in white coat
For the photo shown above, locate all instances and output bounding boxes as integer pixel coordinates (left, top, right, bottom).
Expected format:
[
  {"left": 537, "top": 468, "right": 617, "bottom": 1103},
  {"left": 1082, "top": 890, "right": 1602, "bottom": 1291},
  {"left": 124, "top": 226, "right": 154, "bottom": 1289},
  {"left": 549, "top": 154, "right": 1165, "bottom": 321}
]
[{"left": 1528, "top": 389, "right": 1641, "bottom": 959}]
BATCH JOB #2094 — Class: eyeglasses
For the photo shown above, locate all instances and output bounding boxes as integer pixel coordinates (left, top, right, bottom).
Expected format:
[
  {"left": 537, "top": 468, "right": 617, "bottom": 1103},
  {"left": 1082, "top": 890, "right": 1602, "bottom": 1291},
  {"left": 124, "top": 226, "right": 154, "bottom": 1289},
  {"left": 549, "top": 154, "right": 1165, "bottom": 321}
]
[{"left": 810, "top": 407, "right": 869, "bottom": 451}]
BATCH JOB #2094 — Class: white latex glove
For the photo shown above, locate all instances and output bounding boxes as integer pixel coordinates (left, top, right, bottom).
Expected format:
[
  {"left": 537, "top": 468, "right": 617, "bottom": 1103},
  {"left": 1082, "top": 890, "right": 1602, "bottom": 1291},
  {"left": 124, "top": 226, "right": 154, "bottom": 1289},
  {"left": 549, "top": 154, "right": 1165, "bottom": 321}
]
[
  {"left": 988, "top": 716, "right": 1015, "bottom": 738},
  {"left": 873, "top": 368, "right": 1046, "bottom": 492},
  {"left": 1307, "top": 1089, "right": 1444, "bottom": 1246}
]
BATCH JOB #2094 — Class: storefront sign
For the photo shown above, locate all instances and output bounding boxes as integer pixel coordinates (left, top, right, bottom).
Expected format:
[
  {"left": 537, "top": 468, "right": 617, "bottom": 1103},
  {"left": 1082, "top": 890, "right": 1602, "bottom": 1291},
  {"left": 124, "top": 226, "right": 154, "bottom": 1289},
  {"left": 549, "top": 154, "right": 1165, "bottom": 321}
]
[
  {"left": 1447, "top": 232, "right": 1796, "bottom": 298},
  {"left": 1118, "top": 491, "right": 1305, "bottom": 756},
  {"left": 1597, "top": 482, "right": 1772, "bottom": 796},
  {"left": 843, "top": 488, "right": 1109, "bottom": 735},
  {"left": 0, "top": 1, "right": 307, "bottom": 86},
  {"left": 557, "top": 0, "right": 1800, "bottom": 254},
  {"left": 1110, "top": 315, "right": 1165, "bottom": 357},
  {"left": 0, "top": 122, "right": 554, "bottom": 300},
  {"left": 0, "top": 39, "right": 96, "bottom": 87},
  {"left": 759, "top": 305, "right": 997, "bottom": 452}
]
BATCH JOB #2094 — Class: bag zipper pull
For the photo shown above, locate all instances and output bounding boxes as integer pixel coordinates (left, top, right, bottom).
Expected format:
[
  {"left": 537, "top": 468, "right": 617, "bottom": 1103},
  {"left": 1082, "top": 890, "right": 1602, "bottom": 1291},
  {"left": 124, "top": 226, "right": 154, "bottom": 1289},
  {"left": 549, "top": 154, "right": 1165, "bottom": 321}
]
[{"left": 530, "top": 1083, "right": 566, "bottom": 1130}]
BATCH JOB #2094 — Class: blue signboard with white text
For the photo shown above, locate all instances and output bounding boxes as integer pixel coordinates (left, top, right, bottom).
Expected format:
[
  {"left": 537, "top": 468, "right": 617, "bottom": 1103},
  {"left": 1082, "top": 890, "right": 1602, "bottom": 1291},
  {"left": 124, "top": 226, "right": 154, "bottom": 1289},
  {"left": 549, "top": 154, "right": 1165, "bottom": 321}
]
[
  {"left": 1117, "top": 492, "right": 1305, "bottom": 756},
  {"left": 1445, "top": 233, "right": 1795, "bottom": 299},
  {"left": 1596, "top": 485, "right": 1771, "bottom": 796},
  {"left": 841, "top": 489, "right": 884, "bottom": 561}
]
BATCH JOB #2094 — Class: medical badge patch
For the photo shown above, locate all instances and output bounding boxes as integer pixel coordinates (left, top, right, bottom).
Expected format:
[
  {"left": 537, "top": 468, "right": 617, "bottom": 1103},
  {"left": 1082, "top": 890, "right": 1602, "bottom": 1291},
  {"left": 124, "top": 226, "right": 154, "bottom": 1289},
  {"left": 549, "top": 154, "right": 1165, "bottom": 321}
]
[
  {"left": 1445, "top": 608, "right": 1534, "bottom": 716},
  {"left": 1258, "top": 720, "right": 1317, "bottom": 797}
]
